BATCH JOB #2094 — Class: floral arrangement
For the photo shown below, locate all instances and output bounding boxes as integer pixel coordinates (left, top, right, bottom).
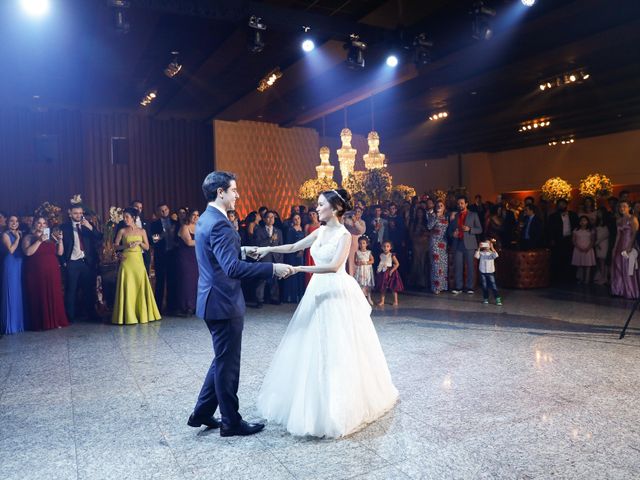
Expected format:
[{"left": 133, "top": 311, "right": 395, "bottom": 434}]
[
  {"left": 391, "top": 184, "right": 416, "bottom": 204},
  {"left": 34, "top": 201, "right": 62, "bottom": 226},
  {"left": 70, "top": 194, "right": 82, "bottom": 206},
  {"left": 541, "top": 177, "right": 572, "bottom": 202},
  {"left": 431, "top": 189, "right": 447, "bottom": 203},
  {"left": 578, "top": 173, "right": 613, "bottom": 199},
  {"left": 343, "top": 171, "right": 368, "bottom": 203},
  {"left": 101, "top": 206, "right": 124, "bottom": 263},
  {"left": 363, "top": 168, "right": 393, "bottom": 204},
  {"left": 108, "top": 206, "right": 124, "bottom": 224},
  {"left": 298, "top": 178, "right": 338, "bottom": 203}
]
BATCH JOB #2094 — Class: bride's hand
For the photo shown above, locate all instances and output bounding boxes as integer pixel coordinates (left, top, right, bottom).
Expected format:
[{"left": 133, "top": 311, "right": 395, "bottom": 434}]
[{"left": 255, "top": 247, "right": 270, "bottom": 260}]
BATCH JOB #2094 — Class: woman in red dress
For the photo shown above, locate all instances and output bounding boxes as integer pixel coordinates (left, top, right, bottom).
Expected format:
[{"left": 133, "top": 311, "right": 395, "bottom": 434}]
[
  {"left": 303, "top": 209, "right": 321, "bottom": 286},
  {"left": 22, "top": 216, "right": 69, "bottom": 331}
]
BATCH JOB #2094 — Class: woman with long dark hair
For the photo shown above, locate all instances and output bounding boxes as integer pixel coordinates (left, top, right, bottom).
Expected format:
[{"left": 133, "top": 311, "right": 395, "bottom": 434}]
[
  {"left": 254, "top": 189, "right": 398, "bottom": 438},
  {"left": 176, "top": 209, "right": 199, "bottom": 315},
  {"left": 1, "top": 215, "right": 25, "bottom": 334},
  {"left": 22, "top": 216, "right": 69, "bottom": 330},
  {"left": 112, "top": 207, "right": 160, "bottom": 324}
]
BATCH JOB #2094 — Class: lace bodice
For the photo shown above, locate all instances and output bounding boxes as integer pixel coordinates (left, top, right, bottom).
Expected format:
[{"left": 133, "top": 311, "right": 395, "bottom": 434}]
[{"left": 310, "top": 225, "right": 350, "bottom": 268}]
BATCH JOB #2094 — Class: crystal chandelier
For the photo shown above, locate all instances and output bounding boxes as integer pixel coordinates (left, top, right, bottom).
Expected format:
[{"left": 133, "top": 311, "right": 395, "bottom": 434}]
[
  {"left": 336, "top": 128, "right": 357, "bottom": 181},
  {"left": 315, "top": 146, "right": 334, "bottom": 180}
]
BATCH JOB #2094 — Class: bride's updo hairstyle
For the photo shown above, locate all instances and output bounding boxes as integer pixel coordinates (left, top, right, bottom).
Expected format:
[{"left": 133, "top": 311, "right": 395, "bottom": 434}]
[{"left": 322, "top": 189, "right": 353, "bottom": 218}]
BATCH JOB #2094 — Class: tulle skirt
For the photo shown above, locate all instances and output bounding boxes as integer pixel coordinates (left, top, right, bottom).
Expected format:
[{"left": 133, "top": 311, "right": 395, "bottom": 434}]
[{"left": 256, "top": 270, "right": 398, "bottom": 438}]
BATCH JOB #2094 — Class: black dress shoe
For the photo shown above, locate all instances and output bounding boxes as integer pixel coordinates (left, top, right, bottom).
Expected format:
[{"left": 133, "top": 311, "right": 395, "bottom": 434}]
[
  {"left": 255, "top": 302, "right": 264, "bottom": 309},
  {"left": 220, "top": 420, "right": 265, "bottom": 437},
  {"left": 187, "top": 413, "right": 222, "bottom": 429}
]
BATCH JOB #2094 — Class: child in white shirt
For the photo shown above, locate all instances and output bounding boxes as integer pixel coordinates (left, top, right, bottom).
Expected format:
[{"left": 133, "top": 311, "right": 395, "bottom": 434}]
[{"left": 474, "top": 241, "right": 502, "bottom": 306}]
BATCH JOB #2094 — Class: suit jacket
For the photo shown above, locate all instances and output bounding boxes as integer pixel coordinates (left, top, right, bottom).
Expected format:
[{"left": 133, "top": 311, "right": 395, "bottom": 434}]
[
  {"left": 252, "top": 225, "right": 284, "bottom": 263},
  {"left": 60, "top": 222, "right": 103, "bottom": 267},
  {"left": 196, "top": 205, "right": 273, "bottom": 320},
  {"left": 519, "top": 215, "right": 543, "bottom": 249},
  {"left": 367, "top": 217, "right": 388, "bottom": 245},
  {"left": 149, "top": 217, "right": 179, "bottom": 256},
  {"left": 447, "top": 210, "right": 482, "bottom": 250},
  {"left": 547, "top": 210, "right": 579, "bottom": 245}
]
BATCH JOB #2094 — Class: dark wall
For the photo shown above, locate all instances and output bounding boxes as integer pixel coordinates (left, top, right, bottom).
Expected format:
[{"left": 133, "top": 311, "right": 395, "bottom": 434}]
[{"left": 0, "top": 107, "right": 212, "bottom": 219}]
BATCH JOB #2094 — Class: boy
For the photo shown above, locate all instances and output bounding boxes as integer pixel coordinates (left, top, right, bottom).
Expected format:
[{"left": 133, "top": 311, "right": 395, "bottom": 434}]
[{"left": 474, "top": 241, "right": 502, "bottom": 306}]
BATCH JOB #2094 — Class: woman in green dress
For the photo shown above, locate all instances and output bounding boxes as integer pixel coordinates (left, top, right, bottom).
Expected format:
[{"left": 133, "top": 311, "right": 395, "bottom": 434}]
[{"left": 112, "top": 207, "right": 161, "bottom": 325}]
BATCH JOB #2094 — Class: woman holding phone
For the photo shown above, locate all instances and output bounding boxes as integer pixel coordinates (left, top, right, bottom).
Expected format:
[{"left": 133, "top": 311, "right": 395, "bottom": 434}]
[{"left": 22, "top": 216, "right": 69, "bottom": 330}]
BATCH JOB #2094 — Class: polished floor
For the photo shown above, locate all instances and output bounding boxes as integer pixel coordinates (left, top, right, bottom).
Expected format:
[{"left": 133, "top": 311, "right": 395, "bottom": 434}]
[{"left": 1, "top": 287, "right": 639, "bottom": 480}]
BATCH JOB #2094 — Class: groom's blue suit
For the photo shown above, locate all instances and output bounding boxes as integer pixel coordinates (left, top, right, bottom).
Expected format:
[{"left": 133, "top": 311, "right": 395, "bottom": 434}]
[{"left": 193, "top": 205, "right": 273, "bottom": 427}]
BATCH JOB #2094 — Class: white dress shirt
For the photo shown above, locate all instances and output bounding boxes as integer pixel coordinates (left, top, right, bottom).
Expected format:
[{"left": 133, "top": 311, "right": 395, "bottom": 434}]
[{"left": 70, "top": 223, "right": 85, "bottom": 261}]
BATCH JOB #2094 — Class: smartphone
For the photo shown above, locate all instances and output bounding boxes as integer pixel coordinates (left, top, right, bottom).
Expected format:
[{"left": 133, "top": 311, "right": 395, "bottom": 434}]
[{"left": 43, "top": 227, "right": 51, "bottom": 241}]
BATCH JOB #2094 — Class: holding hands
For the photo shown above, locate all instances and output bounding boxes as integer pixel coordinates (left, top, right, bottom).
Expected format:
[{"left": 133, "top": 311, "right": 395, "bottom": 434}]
[
  {"left": 247, "top": 246, "right": 270, "bottom": 260},
  {"left": 273, "top": 263, "right": 295, "bottom": 279}
]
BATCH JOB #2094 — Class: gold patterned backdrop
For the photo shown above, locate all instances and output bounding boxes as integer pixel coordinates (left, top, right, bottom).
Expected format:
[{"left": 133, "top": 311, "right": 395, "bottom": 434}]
[{"left": 214, "top": 120, "right": 320, "bottom": 218}]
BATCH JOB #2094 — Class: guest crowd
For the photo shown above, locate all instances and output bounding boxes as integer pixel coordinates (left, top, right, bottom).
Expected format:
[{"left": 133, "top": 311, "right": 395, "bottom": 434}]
[{"left": 1, "top": 189, "right": 639, "bottom": 335}]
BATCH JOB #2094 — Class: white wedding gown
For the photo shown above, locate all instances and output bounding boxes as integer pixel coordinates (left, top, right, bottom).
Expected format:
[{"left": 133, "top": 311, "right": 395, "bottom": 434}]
[{"left": 256, "top": 224, "right": 399, "bottom": 438}]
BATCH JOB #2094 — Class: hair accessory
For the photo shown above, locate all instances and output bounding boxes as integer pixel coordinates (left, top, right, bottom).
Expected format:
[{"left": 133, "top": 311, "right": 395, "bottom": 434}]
[{"left": 332, "top": 189, "right": 346, "bottom": 204}]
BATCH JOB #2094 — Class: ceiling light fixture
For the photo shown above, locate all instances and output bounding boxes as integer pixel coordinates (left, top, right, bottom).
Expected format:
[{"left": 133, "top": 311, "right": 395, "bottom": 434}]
[
  {"left": 538, "top": 70, "right": 591, "bottom": 91},
  {"left": 470, "top": 1, "right": 496, "bottom": 41},
  {"left": 412, "top": 33, "right": 433, "bottom": 66},
  {"left": 429, "top": 111, "right": 449, "bottom": 121},
  {"left": 248, "top": 15, "right": 266, "bottom": 53},
  {"left": 344, "top": 34, "right": 366, "bottom": 69},
  {"left": 257, "top": 67, "right": 282, "bottom": 92},
  {"left": 164, "top": 51, "right": 182, "bottom": 78},
  {"left": 301, "top": 26, "right": 315, "bottom": 52},
  {"left": 548, "top": 136, "right": 575, "bottom": 146},
  {"left": 109, "top": 0, "right": 130, "bottom": 34},
  {"left": 140, "top": 90, "right": 157, "bottom": 107},
  {"left": 20, "top": 0, "right": 50, "bottom": 16},
  {"left": 518, "top": 117, "right": 550, "bottom": 132}
]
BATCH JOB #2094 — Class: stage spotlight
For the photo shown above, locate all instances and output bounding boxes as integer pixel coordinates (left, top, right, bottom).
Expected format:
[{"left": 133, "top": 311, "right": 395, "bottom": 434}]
[
  {"left": 471, "top": 1, "right": 496, "bottom": 41},
  {"left": 108, "top": 0, "right": 130, "bottom": 34},
  {"left": 521, "top": 0, "right": 536, "bottom": 6},
  {"left": 386, "top": 55, "right": 399, "bottom": 67},
  {"left": 413, "top": 33, "right": 433, "bottom": 66},
  {"left": 20, "top": 0, "right": 50, "bottom": 16},
  {"left": 344, "top": 34, "right": 366, "bottom": 69},
  {"left": 302, "top": 39, "right": 315, "bottom": 52},
  {"left": 248, "top": 15, "right": 266, "bottom": 53}
]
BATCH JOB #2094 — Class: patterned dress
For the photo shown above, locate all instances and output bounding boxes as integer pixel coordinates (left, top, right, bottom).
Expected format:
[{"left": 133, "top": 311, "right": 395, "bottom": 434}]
[
  {"left": 354, "top": 250, "right": 375, "bottom": 288},
  {"left": 427, "top": 214, "right": 449, "bottom": 294}
]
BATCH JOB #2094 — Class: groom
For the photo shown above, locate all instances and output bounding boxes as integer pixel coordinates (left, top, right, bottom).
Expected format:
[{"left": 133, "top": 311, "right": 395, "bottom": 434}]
[{"left": 188, "top": 171, "right": 293, "bottom": 437}]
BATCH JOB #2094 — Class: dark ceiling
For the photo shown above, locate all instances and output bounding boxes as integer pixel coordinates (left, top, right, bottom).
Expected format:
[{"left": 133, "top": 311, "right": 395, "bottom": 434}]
[{"left": 0, "top": 0, "right": 639, "bottom": 160}]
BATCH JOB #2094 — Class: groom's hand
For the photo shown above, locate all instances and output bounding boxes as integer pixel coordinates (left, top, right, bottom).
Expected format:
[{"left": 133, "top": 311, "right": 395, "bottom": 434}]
[{"left": 273, "top": 263, "right": 294, "bottom": 279}]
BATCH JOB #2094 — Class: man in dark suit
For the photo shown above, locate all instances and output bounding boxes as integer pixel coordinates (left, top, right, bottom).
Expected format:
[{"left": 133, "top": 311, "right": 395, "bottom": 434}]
[
  {"left": 519, "top": 204, "right": 543, "bottom": 250},
  {"left": 60, "top": 204, "right": 103, "bottom": 322},
  {"left": 188, "top": 171, "right": 292, "bottom": 437},
  {"left": 252, "top": 211, "right": 283, "bottom": 307},
  {"left": 115, "top": 200, "right": 150, "bottom": 272},
  {"left": 149, "top": 202, "right": 178, "bottom": 313},
  {"left": 547, "top": 198, "right": 579, "bottom": 282},
  {"left": 447, "top": 195, "right": 483, "bottom": 294}
]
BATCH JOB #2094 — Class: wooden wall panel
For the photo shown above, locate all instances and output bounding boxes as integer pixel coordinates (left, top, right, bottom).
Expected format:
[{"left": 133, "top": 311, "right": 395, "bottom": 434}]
[
  {"left": 0, "top": 107, "right": 212, "bottom": 220},
  {"left": 214, "top": 120, "right": 320, "bottom": 218}
]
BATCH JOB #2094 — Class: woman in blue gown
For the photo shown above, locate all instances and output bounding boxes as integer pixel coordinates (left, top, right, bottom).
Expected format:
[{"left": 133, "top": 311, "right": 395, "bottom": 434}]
[{"left": 1, "top": 215, "right": 25, "bottom": 334}]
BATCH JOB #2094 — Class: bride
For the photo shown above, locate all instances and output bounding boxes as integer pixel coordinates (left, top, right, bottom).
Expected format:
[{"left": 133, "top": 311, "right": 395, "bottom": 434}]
[{"left": 252, "top": 189, "right": 398, "bottom": 438}]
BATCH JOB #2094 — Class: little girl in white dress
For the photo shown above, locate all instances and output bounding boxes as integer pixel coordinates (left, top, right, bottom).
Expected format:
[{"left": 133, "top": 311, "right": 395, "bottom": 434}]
[{"left": 354, "top": 235, "right": 375, "bottom": 305}]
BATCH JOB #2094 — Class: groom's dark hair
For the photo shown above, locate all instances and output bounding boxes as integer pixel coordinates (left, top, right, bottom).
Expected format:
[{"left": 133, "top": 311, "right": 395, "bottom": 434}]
[{"left": 202, "top": 171, "right": 236, "bottom": 202}]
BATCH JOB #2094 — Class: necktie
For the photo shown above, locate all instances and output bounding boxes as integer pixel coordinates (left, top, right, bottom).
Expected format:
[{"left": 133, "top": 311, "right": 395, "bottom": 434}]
[{"left": 76, "top": 224, "right": 85, "bottom": 251}]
